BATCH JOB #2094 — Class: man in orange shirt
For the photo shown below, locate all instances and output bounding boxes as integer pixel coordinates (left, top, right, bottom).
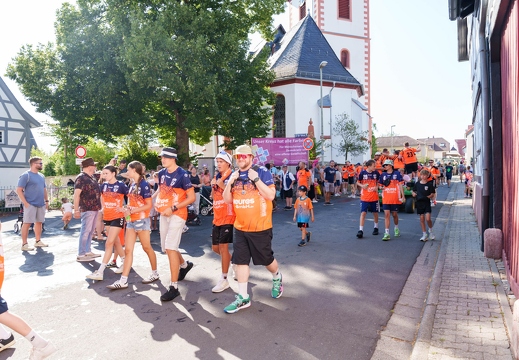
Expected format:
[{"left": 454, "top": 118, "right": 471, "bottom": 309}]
[
  {"left": 401, "top": 142, "right": 421, "bottom": 180},
  {"left": 426, "top": 160, "right": 440, "bottom": 206},
  {"left": 210, "top": 151, "right": 236, "bottom": 293},
  {"left": 222, "top": 145, "right": 282, "bottom": 313},
  {"left": 374, "top": 152, "right": 384, "bottom": 174},
  {"left": 296, "top": 161, "right": 311, "bottom": 188},
  {"left": 344, "top": 161, "right": 356, "bottom": 198},
  {"left": 155, "top": 147, "right": 196, "bottom": 302}
]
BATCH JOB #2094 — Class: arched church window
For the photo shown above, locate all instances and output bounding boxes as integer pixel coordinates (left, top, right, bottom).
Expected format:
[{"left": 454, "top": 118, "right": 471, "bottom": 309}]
[
  {"left": 273, "top": 95, "right": 286, "bottom": 138},
  {"left": 338, "top": 0, "right": 351, "bottom": 20},
  {"left": 299, "top": 1, "right": 306, "bottom": 20},
  {"left": 341, "top": 49, "right": 350, "bottom": 68}
]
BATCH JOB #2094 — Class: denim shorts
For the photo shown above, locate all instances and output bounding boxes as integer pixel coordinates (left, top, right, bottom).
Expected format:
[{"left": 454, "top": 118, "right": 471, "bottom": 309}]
[{"left": 126, "top": 218, "right": 151, "bottom": 231}]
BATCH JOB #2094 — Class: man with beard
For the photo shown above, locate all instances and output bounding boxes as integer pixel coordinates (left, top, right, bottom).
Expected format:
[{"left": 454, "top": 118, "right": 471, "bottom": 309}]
[{"left": 222, "top": 145, "right": 282, "bottom": 313}]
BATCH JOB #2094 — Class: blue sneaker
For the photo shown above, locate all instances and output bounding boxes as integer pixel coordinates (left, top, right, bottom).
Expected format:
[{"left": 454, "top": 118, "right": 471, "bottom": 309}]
[
  {"left": 272, "top": 274, "right": 283, "bottom": 298},
  {"left": 224, "top": 294, "right": 251, "bottom": 314}
]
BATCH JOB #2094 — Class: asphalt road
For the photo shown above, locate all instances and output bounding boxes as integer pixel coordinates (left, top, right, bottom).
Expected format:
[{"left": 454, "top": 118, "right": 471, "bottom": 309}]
[{"left": 0, "top": 184, "right": 450, "bottom": 360}]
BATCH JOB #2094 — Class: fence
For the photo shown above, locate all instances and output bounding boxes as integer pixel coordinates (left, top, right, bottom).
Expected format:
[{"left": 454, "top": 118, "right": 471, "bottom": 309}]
[{"left": 0, "top": 185, "right": 74, "bottom": 212}]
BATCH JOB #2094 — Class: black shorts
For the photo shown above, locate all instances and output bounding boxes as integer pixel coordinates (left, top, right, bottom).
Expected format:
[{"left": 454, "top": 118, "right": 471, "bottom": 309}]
[
  {"left": 416, "top": 200, "right": 432, "bottom": 215},
  {"left": 334, "top": 180, "right": 340, "bottom": 187},
  {"left": 0, "top": 295, "right": 8, "bottom": 315},
  {"left": 232, "top": 228, "right": 275, "bottom": 266},
  {"left": 404, "top": 162, "right": 419, "bottom": 174},
  {"left": 282, "top": 188, "right": 293, "bottom": 199},
  {"left": 348, "top": 177, "right": 355, "bottom": 185},
  {"left": 104, "top": 218, "right": 125, "bottom": 228},
  {"left": 297, "top": 222, "right": 309, "bottom": 228},
  {"left": 212, "top": 224, "right": 234, "bottom": 245}
]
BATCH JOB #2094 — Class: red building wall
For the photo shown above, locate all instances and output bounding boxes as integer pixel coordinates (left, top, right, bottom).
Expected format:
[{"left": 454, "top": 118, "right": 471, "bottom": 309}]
[{"left": 501, "top": 0, "right": 519, "bottom": 295}]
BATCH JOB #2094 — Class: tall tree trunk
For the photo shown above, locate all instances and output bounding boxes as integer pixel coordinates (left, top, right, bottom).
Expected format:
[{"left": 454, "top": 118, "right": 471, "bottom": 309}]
[{"left": 175, "top": 109, "right": 190, "bottom": 168}]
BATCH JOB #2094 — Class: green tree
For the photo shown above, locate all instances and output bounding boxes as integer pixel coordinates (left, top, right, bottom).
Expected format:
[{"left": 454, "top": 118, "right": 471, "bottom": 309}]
[
  {"left": 6, "top": 0, "right": 285, "bottom": 166},
  {"left": 333, "top": 113, "right": 370, "bottom": 160}
]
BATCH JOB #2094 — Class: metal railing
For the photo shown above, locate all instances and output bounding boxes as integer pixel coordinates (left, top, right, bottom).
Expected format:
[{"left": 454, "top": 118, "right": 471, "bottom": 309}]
[{"left": 0, "top": 185, "right": 74, "bottom": 212}]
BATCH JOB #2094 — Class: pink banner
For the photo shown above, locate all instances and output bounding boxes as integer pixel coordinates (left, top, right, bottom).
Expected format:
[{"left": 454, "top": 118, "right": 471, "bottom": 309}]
[{"left": 251, "top": 138, "right": 309, "bottom": 166}]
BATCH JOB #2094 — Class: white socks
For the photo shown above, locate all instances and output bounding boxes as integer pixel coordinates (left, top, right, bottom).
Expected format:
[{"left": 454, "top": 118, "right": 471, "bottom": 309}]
[{"left": 25, "top": 330, "right": 47, "bottom": 349}]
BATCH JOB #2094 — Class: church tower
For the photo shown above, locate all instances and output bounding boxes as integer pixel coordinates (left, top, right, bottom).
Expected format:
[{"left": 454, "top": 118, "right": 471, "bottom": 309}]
[{"left": 286, "top": 0, "right": 371, "bottom": 114}]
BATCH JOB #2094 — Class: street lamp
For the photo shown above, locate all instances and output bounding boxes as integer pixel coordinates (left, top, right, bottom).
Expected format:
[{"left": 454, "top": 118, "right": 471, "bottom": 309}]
[
  {"left": 319, "top": 61, "right": 328, "bottom": 165},
  {"left": 391, "top": 125, "right": 395, "bottom": 152}
]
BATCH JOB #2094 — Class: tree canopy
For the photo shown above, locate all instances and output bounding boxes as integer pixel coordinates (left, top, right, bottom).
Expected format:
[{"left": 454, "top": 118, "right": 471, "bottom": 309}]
[{"left": 6, "top": 0, "right": 285, "bottom": 164}]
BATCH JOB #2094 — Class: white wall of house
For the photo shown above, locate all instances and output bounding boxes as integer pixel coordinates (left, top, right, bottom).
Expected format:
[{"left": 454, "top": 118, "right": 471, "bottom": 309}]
[
  {"left": 272, "top": 82, "right": 369, "bottom": 164},
  {"left": 0, "top": 168, "right": 27, "bottom": 188}
]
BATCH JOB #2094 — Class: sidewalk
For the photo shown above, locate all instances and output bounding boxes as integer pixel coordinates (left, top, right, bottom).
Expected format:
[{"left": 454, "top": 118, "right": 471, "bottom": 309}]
[{"left": 372, "top": 180, "right": 514, "bottom": 360}]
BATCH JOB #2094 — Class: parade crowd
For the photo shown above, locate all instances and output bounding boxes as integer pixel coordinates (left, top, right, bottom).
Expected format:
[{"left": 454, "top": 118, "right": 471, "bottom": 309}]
[{"left": 0, "top": 142, "right": 474, "bottom": 358}]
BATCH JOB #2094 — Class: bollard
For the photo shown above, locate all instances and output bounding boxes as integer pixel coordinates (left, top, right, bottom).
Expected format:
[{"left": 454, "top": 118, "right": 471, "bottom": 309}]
[{"left": 483, "top": 228, "right": 503, "bottom": 259}]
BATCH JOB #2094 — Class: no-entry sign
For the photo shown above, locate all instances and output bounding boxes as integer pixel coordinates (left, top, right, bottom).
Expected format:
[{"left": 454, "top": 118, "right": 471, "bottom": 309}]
[{"left": 75, "top": 145, "right": 87, "bottom": 158}]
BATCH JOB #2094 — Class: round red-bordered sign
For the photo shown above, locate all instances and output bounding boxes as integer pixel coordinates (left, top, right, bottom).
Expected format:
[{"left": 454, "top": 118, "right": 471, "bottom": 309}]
[
  {"left": 75, "top": 145, "right": 87, "bottom": 158},
  {"left": 303, "top": 137, "right": 314, "bottom": 151}
]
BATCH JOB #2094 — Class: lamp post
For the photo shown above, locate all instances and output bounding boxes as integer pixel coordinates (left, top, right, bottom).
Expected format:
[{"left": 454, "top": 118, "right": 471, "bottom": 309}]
[
  {"left": 319, "top": 61, "right": 328, "bottom": 165},
  {"left": 390, "top": 125, "right": 395, "bottom": 152}
]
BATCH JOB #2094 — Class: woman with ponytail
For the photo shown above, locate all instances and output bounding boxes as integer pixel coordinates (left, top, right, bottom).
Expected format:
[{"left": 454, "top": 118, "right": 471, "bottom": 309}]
[{"left": 107, "top": 161, "right": 158, "bottom": 289}]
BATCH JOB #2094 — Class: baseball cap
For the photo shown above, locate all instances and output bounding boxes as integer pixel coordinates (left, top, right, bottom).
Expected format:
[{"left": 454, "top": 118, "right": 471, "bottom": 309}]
[
  {"left": 215, "top": 150, "right": 233, "bottom": 165},
  {"left": 297, "top": 185, "right": 308, "bottom": 192},
  {"left": 383, "top": 159, "right": 394, "bottom": 166},
  {"left": 375, "top": 152, "right": 381, "bottom": 156},
  {"left": 159, "top": 147, "right": 177, "bottom": 159}
]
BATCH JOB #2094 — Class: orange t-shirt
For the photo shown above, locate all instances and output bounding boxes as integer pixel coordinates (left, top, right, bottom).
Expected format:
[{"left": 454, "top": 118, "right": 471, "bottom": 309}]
[
  {"left": 358, "top": 170, "right": 380, "bottom": 202},
  {"left": 379, "top": 171, "right": 404, "bottom": 204},
  {"left": 127, "top": 179, "right": 152, "bottom": 222},
  {"left": 402, "top": 147, "right": 418, "bottom": 164},
  {"left": 155, "top": 167, "right": 194, "bottom": 221},
  {"left": 342, "top": 166, "right": 349, "bottom": 179},
  {"left": 213, "top": 169, "right": 236, "bottom": 226},
  {"left": 345, "top": 165, "right": 355, "bottom": 178},
  {"left": 232, "top": 167, "right": 275, "bottom": 232},
  {"left": 0, "top": 233, "right": 4, "bottom": 291},
  {"left": 100, "top": 181, "right": 129, "bottom": 221},
  {"left": 393, "top": 156, "right": 405, "bottom": 170},
  {"left": 297, "top": 169, "right": 311, "bottom": 187}
]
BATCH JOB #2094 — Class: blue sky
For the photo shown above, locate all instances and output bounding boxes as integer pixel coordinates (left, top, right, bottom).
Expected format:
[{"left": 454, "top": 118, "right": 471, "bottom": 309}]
[{"left": 1, "top": 0, "right": 472, "bottom": 152}]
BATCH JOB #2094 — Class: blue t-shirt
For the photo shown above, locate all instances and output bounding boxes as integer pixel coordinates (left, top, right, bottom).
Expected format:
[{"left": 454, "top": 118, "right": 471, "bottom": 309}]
[
  {"left": 323, "top": 167, "right": 336, "bottom": 183},
  {"left": 236, "top": 166, "right": 274, "bottom": 186},
  {"left": 17, "top": 171, "right": 46, "bottom": 207}
]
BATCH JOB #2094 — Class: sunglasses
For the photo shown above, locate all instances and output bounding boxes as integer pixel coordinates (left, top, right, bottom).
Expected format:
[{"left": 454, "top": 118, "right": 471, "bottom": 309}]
[{"left": 235, "top": 154, "right": 249, "bottom": 160}]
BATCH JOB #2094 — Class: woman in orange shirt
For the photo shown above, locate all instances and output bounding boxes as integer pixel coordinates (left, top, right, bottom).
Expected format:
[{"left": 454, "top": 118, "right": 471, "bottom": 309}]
[{"left": 86, "top": 165, "right": 129, "bottom": 281}]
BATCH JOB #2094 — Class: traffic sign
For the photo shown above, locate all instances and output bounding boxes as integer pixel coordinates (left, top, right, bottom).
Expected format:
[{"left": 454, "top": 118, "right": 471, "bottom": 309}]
[
  {"left": 75, "top": 145, "right": 87, "bottom": 158},
  {"left": 303, "top": 137, "right": 314, "bottom": 151},
  {"left": 75, "top": 158, "right": 84, "bottom": 165}
]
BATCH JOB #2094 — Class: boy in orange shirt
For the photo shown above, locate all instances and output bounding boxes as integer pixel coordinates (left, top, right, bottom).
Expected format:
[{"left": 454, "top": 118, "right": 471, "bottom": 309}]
[
  {"left": 293, "top": 186, "right": 314, "bottom": 247},
  {"left": 379, "top": 160, "right": 405, "bottom": 241}
]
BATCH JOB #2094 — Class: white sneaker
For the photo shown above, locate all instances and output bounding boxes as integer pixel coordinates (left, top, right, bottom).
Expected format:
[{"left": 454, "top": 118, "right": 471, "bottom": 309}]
[
  {"left": 212, "top": 278, "right": 230, "bottom": 293},
  {"left": 34, "top": 240, "right": 48, "bottom": 247},
  {"left": 183, "top": 225, "right": 189, "bottom": 233},
  {"left": 106, "top": 279, "right": 128, "bottom": 290},
  {"left": 29, "top": 341, "right": 57, "bottom": 360},
  {"left": 85, "top": 252, "right": 101, "bottom": 258},
  {"left": 428, "top": 232, "right": 435, "bottom": 240},
  {"left": 114, "top": 264, "right": 125, "bottom": 274},
  {"left": 76, "top": 255, "right": 94, "bottom": 262},
  {"left": 141, "top": 273, "right": 160, "bottom": 284},
  {"left": 420, "top": 234, "right": 428, "bottom": 242},
  {"left": 22, "top": 243, "right": 35, "bottom": 251},
  {"left": 312, "top": 199, "right": 318, "bottom": 203},
  {"left": 86, "top": 270, "right": 103, "bottom": 281}
]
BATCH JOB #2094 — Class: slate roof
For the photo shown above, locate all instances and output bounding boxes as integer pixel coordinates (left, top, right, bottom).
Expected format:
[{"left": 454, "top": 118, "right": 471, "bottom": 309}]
[
  {"left": 268, "top": 15, "right": 361, "bottom": 87},
  {"left": 429, "top": 143, "right": 444, "bottom": 152}
]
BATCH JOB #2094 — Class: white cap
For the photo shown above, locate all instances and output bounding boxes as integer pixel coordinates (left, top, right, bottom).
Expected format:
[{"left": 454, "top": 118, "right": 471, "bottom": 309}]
[{"left": 215, "top": 150, "right": 233, "bottom": 165}]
